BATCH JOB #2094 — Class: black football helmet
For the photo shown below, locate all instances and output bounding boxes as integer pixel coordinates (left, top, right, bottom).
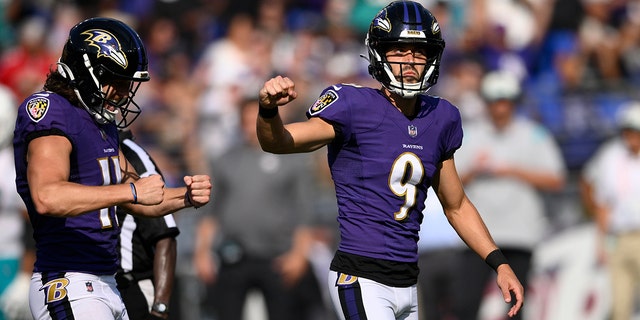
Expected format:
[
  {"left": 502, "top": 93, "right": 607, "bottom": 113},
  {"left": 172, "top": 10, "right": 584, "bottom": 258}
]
[
  {"left": 365, "top": 1, "right": 445, "bottom": 98},
  {"left": 57, "top": 17, "right": 150, "bottom": 128}
]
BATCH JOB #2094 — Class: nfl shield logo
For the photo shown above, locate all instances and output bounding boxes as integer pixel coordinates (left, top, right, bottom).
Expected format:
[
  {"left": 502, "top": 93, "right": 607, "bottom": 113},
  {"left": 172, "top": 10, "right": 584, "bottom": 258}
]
[
  {"left": 86, "top": 281, "right": 94, "bottom": 292},
  {"left": 408, "top": 125, "right": 418, "bottom": 137}
]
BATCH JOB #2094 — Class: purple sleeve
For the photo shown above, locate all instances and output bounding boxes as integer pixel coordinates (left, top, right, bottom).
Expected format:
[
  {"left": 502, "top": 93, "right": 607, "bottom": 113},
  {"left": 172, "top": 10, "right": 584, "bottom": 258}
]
[{"left": 306, "top": 85, "right": 353, "bottom": 139}]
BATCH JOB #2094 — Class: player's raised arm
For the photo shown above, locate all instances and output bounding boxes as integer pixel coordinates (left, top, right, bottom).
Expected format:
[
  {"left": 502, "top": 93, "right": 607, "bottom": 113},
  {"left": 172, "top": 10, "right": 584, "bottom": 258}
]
[{"left": 256, "top": 75, "right": 335, "bottom": 154}]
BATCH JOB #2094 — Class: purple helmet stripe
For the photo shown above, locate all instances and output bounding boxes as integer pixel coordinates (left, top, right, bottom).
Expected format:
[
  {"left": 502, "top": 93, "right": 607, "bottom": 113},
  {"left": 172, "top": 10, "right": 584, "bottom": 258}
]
[
  {"left": 403, "top": 1, "right": 410, "bottom": 23},
  {"left": 412, "top": 2, "right": 423, "bottom": 30},
  {"left": 402, "top": 1, "right": 423, "bottom": 31}
]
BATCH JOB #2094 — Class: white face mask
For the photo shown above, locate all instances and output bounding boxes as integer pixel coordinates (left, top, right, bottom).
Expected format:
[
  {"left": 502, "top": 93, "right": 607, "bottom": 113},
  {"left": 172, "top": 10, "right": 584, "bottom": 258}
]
[{"left": 382, "top": 60, "right": 435, "bottom": 98}]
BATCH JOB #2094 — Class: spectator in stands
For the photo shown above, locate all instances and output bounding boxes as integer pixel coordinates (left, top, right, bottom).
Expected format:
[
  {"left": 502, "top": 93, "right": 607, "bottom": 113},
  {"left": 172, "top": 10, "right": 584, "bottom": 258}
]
[
  {"left": 581, "top": 101, "right": 640, "bottom": 320},
  {"left": 453, "top": 70, "right": 567, "bottom": 320}
]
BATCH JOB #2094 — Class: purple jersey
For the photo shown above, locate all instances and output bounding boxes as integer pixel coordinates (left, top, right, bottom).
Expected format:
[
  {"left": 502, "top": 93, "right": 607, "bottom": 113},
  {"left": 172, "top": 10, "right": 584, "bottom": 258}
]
[
  {"left": 13, "top": 91, "right": 122, "bottom": 274},
  {"left": 307, "top": 84, "right": 463, "bottom": 263}
]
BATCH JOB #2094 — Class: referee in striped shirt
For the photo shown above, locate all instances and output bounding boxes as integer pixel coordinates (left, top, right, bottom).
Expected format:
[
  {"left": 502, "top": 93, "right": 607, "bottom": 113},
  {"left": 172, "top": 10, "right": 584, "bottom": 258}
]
[{"left": 116, "top": 129, "right": 180, "bottom": 320}]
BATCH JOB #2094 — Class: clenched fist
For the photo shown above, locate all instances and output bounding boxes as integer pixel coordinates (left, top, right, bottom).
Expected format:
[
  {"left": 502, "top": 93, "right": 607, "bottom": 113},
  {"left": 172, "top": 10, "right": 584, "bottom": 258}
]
[
  {"left": 184, "top": 175, "right": 212, "bottom": 208},
  {"left": 132, "top": 174, "right": 165, "bottom": 205},
  {"left": 258, "top": 75, "right": 298, "bottom": 109}
]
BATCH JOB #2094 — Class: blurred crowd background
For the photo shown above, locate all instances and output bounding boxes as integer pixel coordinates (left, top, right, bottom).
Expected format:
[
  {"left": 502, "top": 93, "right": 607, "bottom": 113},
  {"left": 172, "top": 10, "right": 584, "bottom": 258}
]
[{"left": 2, "top": 0, "right": 640, "bottom": 319}]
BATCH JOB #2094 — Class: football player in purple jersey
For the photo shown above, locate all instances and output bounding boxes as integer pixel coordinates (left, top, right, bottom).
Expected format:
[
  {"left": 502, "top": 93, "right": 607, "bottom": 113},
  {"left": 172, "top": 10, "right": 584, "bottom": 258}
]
[
  {"left": 256, "top": 1, "right": 524, "bottom": 319},
  {"left": 12, "top": 17, "right": 211, "bottom": 320}
]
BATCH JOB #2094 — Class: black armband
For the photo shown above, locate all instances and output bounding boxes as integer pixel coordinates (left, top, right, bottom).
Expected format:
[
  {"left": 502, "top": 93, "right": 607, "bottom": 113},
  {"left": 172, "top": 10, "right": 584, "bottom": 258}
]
[
  {"left": 485, "top": 249, "right": 509, "bottom": 271},
  {"left": 258, "top": 105, "right": 278, "bottom": 119}
]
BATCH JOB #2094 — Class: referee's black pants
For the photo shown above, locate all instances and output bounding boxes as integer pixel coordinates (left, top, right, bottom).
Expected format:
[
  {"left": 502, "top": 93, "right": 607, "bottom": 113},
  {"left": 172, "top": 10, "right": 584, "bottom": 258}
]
[
  {"left": 117, "top": 274, "right": 152, "bottom": 320},
  {"left": 203, "top": 256, "right": 324, "bottom": 320}
]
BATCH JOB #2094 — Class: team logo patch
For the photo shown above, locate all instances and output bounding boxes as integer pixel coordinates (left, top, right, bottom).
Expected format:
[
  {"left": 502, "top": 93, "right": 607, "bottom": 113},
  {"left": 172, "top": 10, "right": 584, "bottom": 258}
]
[
  {"left": 336, "top": 273, "right": 358, "bottom": 285},
  {"left": 40, "top": 278, "right": 70, "bottom": 303},
  {"left": 308, "top": 90, "right": 339, "bottom": 116},
  {"left": 408, "top": 125, "right": 418, "bottom": 137},
  {"left": 81, "top": 29, "right": 128, "bottom": 68},
  {"left": 26, "top": 97, "right": 50, "bottom": 122}
]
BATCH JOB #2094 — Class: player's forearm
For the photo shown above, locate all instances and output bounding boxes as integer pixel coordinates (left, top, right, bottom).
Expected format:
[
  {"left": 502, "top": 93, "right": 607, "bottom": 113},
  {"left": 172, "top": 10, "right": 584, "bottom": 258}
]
[
  {"left": 30, "top": 181, "right": 134, "bottom": 217},
  {"left": 446, "top": 199, "right": 499, "bottom": 259},
  {"left": 124, "top": 187, "right": 190, "bottom": 217},
  {"left": 258, "top": 117, "right": 334, "bottom": 154},
  {"left": 256, "top": 114, "right": 295, "bottom": 153}
]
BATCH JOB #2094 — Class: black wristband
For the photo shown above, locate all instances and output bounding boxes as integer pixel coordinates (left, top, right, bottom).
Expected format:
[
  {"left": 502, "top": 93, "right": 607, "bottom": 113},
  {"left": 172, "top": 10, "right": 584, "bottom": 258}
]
[
  {"left": 185, "top": 190, "right": 198, "bottom": 209},
  {"left": 485, "top": 249, "right": 509, "bottom": 271},
  {"left": 258, "top": 105, "right": 278, "bottom": 119}
]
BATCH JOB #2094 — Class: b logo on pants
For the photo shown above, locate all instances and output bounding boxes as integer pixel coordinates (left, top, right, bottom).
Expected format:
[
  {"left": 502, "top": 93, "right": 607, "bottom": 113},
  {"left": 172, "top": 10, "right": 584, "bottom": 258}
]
[{"left": 40, "top": 278, "right": 70, "bottom": 303}]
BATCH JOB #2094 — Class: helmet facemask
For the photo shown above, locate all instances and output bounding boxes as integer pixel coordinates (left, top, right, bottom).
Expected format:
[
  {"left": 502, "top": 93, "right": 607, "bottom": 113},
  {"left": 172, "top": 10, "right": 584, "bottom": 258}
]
[
  {"left": 90, "top": 63, "right": 146, "bottom": 128},
  {"left": 106, "top": 81, "right": 143, "bottom": 128},
  {"left": 367, "top": 40, "right": 442, "bottom": 98}
]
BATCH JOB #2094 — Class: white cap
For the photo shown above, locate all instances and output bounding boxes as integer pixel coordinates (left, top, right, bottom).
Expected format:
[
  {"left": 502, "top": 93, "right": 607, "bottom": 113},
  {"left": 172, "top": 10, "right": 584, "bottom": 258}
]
[
  {"left": 480, "top": 70, "right": 521, "bottom": 102},
  {"left": 0, "top": 85, "right": 16, "bottom": 148},
  {"left": 617, "top": 101, "right": 640, "bottom": 131}
]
